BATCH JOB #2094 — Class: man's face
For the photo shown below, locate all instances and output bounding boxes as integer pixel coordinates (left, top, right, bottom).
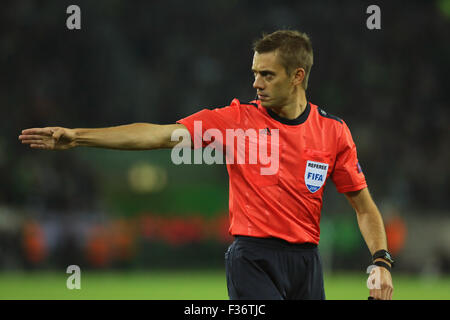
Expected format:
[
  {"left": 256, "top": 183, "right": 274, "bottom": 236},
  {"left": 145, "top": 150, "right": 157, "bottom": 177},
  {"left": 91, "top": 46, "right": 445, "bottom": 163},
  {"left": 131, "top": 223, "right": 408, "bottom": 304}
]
[{"left": 252, "top": 51, "right": 294, "bottom": 109}]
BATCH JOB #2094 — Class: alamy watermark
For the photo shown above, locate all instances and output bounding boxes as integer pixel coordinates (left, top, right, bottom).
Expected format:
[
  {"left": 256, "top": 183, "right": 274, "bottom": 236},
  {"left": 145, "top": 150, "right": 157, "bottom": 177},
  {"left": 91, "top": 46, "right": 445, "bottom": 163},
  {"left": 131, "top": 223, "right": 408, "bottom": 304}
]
[
  {"left": 366, "top": 264, "right": 381, "bottom": 290},
  {"left": 366, "top": 5, "right": 381, "bottom": 30},
  {"left": 66, "top": 5, "right": 81, "bottom": 30},
  {"left": 64, "top": 5, "right": 380, "bottom": 31},
  {"left": 170, "top": 121, "right": 280, "bottom": 175},
  {"left": 66, "top": 265, "right": 81, "bottom": 290}
]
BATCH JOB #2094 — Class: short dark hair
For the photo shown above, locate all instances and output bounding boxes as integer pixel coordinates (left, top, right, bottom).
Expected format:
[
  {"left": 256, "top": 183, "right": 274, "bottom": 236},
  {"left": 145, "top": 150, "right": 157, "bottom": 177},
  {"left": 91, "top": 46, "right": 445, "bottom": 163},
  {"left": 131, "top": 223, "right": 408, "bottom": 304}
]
[{"left": 253, "top": 30, "right": 313, "bottom": 90}]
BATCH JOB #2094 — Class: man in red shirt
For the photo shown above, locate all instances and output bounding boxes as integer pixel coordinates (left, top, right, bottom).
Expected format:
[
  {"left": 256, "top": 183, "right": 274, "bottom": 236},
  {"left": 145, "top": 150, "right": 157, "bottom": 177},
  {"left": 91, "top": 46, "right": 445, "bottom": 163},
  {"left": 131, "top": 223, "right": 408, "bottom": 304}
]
[{"left": 19, "top": 30, "right": 394, "bottom": 300}]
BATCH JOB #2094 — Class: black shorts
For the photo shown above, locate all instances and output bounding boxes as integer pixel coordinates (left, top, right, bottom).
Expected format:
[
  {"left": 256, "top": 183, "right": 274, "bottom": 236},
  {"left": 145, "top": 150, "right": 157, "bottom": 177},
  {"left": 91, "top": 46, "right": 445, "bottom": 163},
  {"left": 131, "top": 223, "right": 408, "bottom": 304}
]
[{"left": 225, "top": 235, "right": 325, "bottom": 300}]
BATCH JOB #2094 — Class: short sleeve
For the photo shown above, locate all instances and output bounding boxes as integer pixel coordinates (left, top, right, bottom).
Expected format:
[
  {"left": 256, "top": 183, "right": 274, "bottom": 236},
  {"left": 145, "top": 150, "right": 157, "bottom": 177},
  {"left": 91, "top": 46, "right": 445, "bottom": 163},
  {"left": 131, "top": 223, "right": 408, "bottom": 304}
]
[
  {"left": 331, "top": 121, "right": 367, "bottom": 193},
  {"left": 176, "top": 98, "right": 241, "bottom": 149}
]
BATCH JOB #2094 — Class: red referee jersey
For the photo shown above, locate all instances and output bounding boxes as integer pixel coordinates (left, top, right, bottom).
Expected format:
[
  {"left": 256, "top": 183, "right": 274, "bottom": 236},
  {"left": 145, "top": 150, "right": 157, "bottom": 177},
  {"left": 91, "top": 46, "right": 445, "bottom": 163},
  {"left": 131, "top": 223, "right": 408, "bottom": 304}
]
[{"left": 177, "top": 99, "right": 367, "bottom": 244}]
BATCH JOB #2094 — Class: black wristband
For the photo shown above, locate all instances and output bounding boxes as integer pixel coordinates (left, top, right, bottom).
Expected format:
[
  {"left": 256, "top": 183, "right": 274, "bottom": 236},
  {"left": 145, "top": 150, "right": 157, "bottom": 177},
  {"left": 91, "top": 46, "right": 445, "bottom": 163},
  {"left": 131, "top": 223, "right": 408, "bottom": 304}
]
[
  {"left": 372, "top": 249, "right": 395, "bottom": 267},
  {"left": 373, "top": 260, "right": 391, "bottom": 272}
]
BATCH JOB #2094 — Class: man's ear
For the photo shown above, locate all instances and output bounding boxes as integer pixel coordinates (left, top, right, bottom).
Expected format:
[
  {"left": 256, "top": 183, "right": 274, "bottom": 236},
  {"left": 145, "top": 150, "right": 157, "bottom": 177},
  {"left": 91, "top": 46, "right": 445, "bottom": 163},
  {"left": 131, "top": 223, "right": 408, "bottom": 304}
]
[{"left": 292, "top": 68, "right": 305, "bottom": 87}]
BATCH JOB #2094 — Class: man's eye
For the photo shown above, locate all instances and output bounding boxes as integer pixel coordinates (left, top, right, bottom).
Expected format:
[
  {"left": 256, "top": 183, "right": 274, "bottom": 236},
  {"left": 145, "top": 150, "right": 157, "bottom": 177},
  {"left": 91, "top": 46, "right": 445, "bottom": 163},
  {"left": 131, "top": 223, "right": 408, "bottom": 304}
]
[
  {"left": 253, "top": 72, "right": 273, "bottom": 80},
  {"left": 260, "top": 72, "right": 273, "bottom": 77}
]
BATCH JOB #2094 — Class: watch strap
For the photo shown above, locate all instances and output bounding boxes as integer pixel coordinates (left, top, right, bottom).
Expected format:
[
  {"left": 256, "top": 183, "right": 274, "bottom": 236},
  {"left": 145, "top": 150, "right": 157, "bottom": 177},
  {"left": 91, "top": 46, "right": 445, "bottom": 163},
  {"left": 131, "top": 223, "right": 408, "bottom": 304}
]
[{"left": 373, "top": 260, "right": 391, "bottom": 272}]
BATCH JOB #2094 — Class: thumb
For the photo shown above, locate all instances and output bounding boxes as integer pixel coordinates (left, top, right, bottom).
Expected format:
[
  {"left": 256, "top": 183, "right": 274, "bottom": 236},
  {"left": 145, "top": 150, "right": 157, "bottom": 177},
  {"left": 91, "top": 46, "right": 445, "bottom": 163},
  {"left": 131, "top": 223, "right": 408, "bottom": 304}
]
[{"left": 52, "top": 128, "right": 64, "bottom": 141}]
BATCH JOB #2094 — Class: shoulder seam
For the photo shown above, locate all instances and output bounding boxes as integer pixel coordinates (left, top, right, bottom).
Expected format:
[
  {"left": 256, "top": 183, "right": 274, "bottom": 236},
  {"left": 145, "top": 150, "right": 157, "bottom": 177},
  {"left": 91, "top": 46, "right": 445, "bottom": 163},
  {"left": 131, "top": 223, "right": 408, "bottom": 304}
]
[{"left": 317, "top": 107, "right": 343, "bottom": 124}]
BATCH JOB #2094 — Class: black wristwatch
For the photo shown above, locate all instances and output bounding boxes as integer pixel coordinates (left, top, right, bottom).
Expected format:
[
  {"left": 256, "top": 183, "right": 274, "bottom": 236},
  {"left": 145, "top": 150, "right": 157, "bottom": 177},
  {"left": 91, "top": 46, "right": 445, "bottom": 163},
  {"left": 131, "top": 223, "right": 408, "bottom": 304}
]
[{"left": 372, "top": 249, "right": 395, "bottom": 267}]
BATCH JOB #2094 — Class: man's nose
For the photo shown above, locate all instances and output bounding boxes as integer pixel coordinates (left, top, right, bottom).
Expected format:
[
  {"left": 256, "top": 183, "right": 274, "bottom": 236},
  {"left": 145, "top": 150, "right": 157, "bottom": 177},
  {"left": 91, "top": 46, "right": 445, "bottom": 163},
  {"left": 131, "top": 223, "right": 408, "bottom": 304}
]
[{"left": 253, "top": 75, "right": 264, "bottom": 90}]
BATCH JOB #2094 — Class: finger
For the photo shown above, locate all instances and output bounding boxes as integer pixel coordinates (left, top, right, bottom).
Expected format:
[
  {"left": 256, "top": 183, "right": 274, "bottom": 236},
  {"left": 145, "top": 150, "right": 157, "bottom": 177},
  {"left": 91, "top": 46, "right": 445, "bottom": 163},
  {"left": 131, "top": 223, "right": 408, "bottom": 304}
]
[
  {"left": 21, "top": 128, "right": 53, "bottom": 136},
  {"left": 377, "top": 285, "right": 386, "bottom": 300},
  {"left": 21, "top": 139, "right": 44, "bottom": 145},
  {"left": 383, "top": 282, "right": 393, "bottom": 300},
  {"left": 383, "top": 286, "right": 393, "bottom": 300},
  {"left": 381, "top": 288, "right": 388, "bottom": 300},
  {"left": 386, "top": 287, "right": 392, "bottom": 300},
  {"left": 19, "top": 135, "right": 44, "bottom": 141},
  {"left": 373, "top": 289, "right": 383, "bottom": 300},
  {"left": 30, "top": 143, "right": 48, "bottom": 149}
]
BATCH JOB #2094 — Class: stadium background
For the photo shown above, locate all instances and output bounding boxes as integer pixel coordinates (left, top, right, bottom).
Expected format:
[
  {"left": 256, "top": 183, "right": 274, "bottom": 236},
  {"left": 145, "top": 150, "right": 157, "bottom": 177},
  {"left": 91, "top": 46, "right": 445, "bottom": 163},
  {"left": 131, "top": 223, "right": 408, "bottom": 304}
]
[{"left": 1, "top": 0, "right": 449, "bottom": 299}]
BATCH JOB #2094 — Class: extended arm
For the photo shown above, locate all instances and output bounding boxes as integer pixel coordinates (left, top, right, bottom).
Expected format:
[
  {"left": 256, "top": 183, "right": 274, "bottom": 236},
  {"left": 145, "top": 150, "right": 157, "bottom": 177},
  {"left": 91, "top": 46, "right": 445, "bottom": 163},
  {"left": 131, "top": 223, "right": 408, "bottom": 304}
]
[
  {"left": 19, "top": 123, "right": 190, "bottom": 151},
  {"left": 345, "top": 187, "right": 387, "bottom": 255},
  {"left": 345, "top": 187, "right": 394, "bottom": 300}
]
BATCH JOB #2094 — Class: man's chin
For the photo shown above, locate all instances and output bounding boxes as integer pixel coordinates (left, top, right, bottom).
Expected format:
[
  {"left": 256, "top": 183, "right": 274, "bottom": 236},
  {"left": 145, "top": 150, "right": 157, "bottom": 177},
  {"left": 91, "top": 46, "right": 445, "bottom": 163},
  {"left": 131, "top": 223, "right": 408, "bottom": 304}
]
[{"left": 259, "top": 100, "right": 271, "bottom": 108}]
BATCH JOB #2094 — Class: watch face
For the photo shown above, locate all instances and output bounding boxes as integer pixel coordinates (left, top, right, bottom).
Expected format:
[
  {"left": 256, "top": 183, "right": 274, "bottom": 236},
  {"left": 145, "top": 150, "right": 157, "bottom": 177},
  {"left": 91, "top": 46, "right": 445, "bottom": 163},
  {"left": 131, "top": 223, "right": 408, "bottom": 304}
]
[
  {"left": 385, "top": 252, "right": 393, "bottom": 262},
  {"left": 373, "top": 250, "right": 394, "bottom": 264}
]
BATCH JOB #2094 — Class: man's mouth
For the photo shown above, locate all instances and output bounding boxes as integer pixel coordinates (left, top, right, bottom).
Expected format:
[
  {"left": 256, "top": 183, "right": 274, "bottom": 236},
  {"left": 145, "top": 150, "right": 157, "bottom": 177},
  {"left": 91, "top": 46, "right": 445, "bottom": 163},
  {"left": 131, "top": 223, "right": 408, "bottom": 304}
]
[{"left": 258, "top": 94, "right": 269, "bottom": 100}]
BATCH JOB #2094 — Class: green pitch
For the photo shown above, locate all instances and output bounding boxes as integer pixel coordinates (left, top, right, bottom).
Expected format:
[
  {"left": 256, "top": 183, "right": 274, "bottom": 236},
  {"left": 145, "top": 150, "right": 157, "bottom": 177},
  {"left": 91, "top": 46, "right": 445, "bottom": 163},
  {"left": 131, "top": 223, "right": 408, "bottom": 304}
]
[{"left": 0, "top": 270, "right": 449, "bottom": 300}]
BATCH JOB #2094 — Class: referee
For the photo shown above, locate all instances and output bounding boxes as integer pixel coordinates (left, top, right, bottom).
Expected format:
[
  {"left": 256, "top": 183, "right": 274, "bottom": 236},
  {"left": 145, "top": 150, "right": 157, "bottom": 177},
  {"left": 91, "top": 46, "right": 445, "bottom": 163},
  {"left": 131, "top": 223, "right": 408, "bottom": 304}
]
[{"left": 19, "top": 30, "right": 394, "bottom": 300}]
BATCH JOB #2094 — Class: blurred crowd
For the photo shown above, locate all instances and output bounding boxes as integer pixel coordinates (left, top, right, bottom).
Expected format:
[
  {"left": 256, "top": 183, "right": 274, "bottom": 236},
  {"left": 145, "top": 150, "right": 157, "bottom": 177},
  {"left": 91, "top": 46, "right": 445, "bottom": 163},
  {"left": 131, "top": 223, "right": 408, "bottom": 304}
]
[
  {"left": 0, "top": 1, "right": 449, "bottom": 271},
  {"left": 0, "top": 207, "right": 232, "bottom": 269}
]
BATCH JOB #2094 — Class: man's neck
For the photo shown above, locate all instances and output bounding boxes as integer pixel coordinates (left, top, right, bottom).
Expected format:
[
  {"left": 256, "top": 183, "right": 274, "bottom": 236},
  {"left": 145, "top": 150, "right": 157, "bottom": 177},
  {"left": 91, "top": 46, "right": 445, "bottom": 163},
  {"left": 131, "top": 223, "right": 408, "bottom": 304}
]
[{"left": 270, "top": 92, "right": 307, "bottom": 120}]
